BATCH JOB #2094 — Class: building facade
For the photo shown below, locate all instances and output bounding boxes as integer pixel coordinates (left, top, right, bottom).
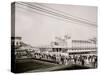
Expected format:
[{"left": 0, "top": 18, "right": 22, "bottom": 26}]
[
  {"left": 11, "top": 37, "right": 22, "bottom": 49},
  {"left": 50, "top": 35, "right": 97, "bottom": 57}
]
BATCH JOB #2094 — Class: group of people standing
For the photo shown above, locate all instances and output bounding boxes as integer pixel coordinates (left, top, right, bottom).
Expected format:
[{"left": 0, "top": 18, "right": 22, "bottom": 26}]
[
  {"left": 31, "top": 51, "right": 97, "bottom": 68},
  {"left": 16, "top": 48, "right": 97, "bottom": 68}
]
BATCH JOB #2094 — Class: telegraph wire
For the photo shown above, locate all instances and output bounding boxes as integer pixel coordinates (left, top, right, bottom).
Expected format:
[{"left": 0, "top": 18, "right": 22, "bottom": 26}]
[
  {"left": 16, "top": 2, "right": 97, "bottom": 37},
  {"left": 17, "top": 2, "right": 97, "bottom": 27},
  {"left": 16, "top": 3, "right": 83, "bottom": 25},
  {"left": 16, "top": 5, "right": 72, "bottom": 23},
  {"left": 34, "top": 3, "right": 96, "bottom": 25},
  {"left": 26, "top": 2, "right": 96, "bottom": 26},
  {"left": 17, "top": 2, "right": 88, "bottom": 25},
  {"left": 16, "top": 5, "right": 97, "bottom": 36}
]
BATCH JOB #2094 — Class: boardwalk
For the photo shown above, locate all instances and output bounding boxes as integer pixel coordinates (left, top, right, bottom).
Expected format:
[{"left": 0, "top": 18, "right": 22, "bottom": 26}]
[{"left": 15, "top": 58, "right": 95, "bottom": 73}]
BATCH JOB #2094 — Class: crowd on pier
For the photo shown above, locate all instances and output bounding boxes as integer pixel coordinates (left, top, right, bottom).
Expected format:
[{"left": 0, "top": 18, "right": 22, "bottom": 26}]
[{"left": 16, "top": 49, "right": 97, "bottom": 68}]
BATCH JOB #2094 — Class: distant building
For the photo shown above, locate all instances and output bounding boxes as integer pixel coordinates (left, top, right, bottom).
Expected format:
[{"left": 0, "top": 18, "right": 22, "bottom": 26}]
[
  {"left": 69, "top": 40, "right": 97, "bottom": 56},
  {"left": 50, "top": 35, "right": 97, "bottom": 56},
  {"left": 11, "top": 37, "right": 22, "bottom": 48}
]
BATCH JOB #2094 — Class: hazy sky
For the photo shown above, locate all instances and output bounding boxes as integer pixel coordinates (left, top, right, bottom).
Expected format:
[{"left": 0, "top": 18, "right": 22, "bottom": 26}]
[{"left": 15, "top": 2, "right": 97, "bottom": 46}]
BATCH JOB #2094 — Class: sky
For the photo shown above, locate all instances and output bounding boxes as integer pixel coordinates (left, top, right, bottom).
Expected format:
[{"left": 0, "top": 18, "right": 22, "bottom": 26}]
[{"left": 15, "top": 2, "right": 97, "bottom": 46}]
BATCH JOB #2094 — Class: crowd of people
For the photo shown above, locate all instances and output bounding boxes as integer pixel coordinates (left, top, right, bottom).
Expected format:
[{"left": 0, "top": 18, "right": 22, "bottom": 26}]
[
  {"left": 16, "top": 49, "right": 97, "bottom": 68},
  {"left": 33, "top": 52, "right": 97, "bottom": 67}
]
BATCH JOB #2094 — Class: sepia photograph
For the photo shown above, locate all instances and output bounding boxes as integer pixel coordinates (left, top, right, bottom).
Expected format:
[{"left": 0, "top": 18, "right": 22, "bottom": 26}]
[{"left": 11, "top": 2, "right": 97, "bottom": 73}]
